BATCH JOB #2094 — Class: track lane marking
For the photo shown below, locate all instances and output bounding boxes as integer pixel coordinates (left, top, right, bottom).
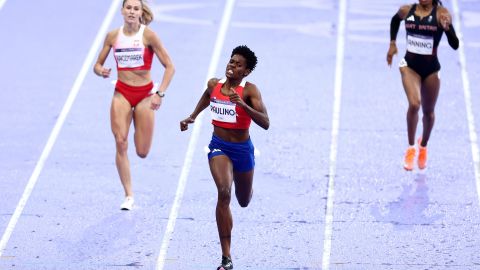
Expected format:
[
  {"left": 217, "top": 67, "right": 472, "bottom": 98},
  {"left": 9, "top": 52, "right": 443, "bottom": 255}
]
[
  {"left": 322, "top": 0, "right": 347, "bottom": 269},
  {"left": 451, "top": 0, "right": 480, "bottom": 205},
  {"left": 0, "top": 0, "right": 7, "bottom": 10},
  {"left": 155, "top": 1, "right": 236, "bottom": 269},
  {"left": 0, "top": 0, "right": 122, "bottom": 257}
]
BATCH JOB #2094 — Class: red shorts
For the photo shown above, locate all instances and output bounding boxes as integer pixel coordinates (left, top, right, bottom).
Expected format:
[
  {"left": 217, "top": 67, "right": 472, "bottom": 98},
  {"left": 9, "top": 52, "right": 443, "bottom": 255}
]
[{"left": 115, "top": 80, "right": 153, "bottom": 107}]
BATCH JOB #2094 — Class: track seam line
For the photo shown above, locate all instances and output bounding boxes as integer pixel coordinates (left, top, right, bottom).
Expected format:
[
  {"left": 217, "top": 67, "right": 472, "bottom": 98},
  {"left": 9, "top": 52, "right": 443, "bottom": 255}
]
[
  {"left": 321, "top": 0, "right": 347, "bottom": 269},
  {"left": 155, "top": 1, "right": 236, "bottom": 269},
  {"left": 451, "top": 0, "right": 480, "bottom": 205},
  {"left": 0, "top": 0, "right": 122, "bottom": 257}
]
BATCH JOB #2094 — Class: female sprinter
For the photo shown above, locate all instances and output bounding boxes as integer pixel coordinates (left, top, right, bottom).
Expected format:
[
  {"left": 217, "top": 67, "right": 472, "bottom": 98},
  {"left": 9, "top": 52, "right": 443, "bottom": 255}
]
[
  {"left": 180, "top": 45, "right": 269, "bottom": 270},
  {"left": 387, "top": 0, "right": 458, "bottom": 170},
  {"left": 94, "top": 0, "right": 174, "bottom": 210}
]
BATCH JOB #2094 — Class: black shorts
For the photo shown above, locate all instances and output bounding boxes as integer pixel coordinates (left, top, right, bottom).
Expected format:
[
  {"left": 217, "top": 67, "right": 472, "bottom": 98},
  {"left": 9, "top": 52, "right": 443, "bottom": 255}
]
[{"left": 401, "top": 52, "right": 441, "bottom": 81}]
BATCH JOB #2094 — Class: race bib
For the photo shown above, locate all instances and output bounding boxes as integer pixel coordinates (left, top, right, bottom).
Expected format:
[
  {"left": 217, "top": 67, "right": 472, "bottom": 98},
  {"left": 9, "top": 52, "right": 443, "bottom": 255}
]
[
  {"left": 210, "top": 99, "right": 237, "bottom": 123},
  {"left": 115, "top": 48, "right": 145, "bottom": 68},
  {"left": 406, "top": 34, "right": 434, "bottom": 55}
]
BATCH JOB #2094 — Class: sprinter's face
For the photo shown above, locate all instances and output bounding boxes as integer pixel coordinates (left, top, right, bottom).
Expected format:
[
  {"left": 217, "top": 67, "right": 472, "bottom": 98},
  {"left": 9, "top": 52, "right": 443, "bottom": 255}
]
[
  {"left": 122, "top": 0, "right": 143, "bottom": 24},
  {"left": 226, "top": 54, "right": 250, "bottom": 79}
]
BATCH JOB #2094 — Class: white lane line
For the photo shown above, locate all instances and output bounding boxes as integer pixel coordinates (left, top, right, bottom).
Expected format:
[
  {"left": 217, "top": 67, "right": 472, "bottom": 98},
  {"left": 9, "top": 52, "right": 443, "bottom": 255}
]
[
  {"left": 155, "top": 0, "right": 236, "bottom": 269},
  {"left": 452, "top": 0, "right": 480, "bottom": 205},
  {"left": 0, "top": 0, "right": 122, "bottom": 257},
  {"left": 0, "top": 0, "right": 6, "bottom": 10},
  {"left": 322, "top": 0, "right": 347, "bottom": 269}
]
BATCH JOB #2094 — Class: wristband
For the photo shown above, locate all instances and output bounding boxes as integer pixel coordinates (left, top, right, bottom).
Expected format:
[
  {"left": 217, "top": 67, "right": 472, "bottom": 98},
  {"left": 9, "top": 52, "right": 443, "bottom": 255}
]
[{"left": 156, "top": 91, "right": 165, "bottom": 98}]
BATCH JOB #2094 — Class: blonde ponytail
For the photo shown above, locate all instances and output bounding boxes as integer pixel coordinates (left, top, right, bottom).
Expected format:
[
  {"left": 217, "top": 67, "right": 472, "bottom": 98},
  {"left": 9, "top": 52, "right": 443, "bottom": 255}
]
[{"left": 141, "top": 1, "right": 154, "bottom": 25}]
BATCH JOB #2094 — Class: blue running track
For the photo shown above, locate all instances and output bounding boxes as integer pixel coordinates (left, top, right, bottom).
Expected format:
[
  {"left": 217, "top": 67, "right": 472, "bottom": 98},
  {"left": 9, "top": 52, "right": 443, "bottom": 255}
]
[{"left": 1, "top": 0, "right": 480, "bottom": 269}]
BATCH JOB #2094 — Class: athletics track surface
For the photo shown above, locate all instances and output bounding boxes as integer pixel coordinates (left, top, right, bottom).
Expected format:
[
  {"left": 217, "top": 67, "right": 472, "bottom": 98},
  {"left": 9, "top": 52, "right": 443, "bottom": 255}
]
[{"left": 1, "top": 0, "right": 480, "bottom": 269}]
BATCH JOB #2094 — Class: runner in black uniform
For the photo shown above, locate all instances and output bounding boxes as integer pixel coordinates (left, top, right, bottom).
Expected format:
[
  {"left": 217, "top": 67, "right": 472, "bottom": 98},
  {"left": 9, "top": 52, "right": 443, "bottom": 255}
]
[{"left": 386, "top": 0, "right": 458, "bottom": 171}]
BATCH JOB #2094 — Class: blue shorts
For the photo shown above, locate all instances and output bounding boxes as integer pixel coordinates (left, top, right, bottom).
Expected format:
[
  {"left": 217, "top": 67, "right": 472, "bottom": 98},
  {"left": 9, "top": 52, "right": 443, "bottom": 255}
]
[{"left": 207, "top": 134, "right": 255, "bottom": 172}]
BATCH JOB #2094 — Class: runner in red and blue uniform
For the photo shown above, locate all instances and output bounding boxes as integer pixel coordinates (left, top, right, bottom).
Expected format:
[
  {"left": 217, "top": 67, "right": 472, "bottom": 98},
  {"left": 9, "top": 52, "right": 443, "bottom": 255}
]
[
  {"left": 387, "top": 0, "right": 458, "bottom": 171},
  {"left": 180, "top": 45, "right": 269, "bottom": 270}
]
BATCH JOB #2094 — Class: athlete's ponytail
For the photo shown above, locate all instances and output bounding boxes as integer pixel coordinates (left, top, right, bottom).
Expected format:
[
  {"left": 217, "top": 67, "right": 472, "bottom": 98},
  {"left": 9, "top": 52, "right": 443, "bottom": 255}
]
[
  {"left": 140, "top": 1, "right": 154, "bottom": 25},
  {"left": 433, "top": 0, "right": 443, "bottom": 6}
]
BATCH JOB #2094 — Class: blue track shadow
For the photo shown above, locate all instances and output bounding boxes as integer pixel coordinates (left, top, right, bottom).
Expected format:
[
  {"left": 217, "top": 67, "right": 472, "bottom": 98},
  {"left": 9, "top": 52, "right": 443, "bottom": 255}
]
[{"left": 370, "top": 173, "right": 444, "bottom": 230}]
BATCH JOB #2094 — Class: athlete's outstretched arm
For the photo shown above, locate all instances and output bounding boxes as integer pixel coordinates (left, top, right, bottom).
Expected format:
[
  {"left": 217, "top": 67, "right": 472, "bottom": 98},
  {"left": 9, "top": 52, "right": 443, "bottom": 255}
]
[{"left": 180, "top": 78, "right": 219, "bottom": 131}]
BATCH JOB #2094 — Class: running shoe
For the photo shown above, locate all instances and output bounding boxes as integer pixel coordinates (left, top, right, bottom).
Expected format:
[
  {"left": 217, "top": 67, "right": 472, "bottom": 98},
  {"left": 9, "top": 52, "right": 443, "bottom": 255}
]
[
  {"left": 120, "top": 196, "right": 134, "bottom": 210},
  {"left": 217, "top": 256, "right": 233, "bottom": 270},
  {"left": 417, "top": 138, "right": 427, "bottom": 170},
  {"left": 403, "top": 146, "right": 416, "bottom": 171}
]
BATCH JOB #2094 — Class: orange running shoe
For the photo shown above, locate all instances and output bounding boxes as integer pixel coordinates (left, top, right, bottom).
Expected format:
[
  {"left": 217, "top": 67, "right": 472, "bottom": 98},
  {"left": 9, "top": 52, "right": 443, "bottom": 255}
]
[
  {"left": 403, "top": 146, "right": 416, "bottom": 171},
  {"left": 418, "top": 138, "right": 427, "bottom": 170}
]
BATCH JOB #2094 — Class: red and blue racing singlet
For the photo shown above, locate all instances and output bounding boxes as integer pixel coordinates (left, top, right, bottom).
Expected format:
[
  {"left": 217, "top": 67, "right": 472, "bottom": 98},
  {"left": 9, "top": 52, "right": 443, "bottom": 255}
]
[{"left": 210, "top": 78, "right": 251, "bottom": 129}]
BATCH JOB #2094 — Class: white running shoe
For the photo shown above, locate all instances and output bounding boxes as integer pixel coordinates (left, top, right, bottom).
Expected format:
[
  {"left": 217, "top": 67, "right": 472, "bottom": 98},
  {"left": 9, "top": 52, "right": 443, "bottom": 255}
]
[{"left": 120, "top": 196, "right": 134, "bottom": 210}]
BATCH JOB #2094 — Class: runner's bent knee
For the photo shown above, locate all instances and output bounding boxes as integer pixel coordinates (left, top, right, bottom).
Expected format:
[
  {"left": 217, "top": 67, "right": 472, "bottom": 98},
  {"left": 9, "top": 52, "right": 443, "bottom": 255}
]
[
  {"left": 114, "top": 134, "right": 128, "bottom": 153},
  {"left": 217, "top": 186, "right": 231, "bottom": 205},
  {"left": 136, "top": 147, "right": 149, "bottom": 158}
]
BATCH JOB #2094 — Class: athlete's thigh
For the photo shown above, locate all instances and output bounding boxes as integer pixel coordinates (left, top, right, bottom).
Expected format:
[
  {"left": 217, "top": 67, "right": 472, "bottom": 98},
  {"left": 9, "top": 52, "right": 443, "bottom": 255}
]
[
  {"left": 233, "top": 170, "right": 254, "bottom": 198},
  {"left": 110, "top": 92, "right": 133, "bottom": 137},
  {"left": 400, "top": 66, "right": 422, "bottom": 105},
  {"left": 132, "top": 97, "right": 155, "bottom": 149},
  {"left": 421, "top": 72, "right": 440, "bottom": 112},
  {"left": 209, "top": 155, "right": 234, "bottom": 190}
]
